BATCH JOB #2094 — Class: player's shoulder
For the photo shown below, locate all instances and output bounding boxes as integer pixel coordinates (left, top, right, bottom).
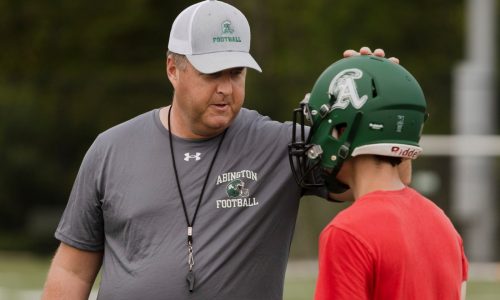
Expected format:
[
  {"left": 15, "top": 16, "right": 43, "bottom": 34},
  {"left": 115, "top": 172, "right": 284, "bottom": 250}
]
[{"left": 330, "top": 190, "right": 399, "bottom": 229}]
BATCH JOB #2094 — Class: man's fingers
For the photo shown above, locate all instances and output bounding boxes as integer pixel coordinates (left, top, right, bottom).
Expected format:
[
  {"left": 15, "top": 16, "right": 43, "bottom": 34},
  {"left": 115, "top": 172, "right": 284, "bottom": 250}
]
[
  {"left": 343, "top": 49, "right": 360, "bottom": 58},
  {"left": 344, "top": 47, "right": 400, "bottom": 64},
  {"left": 359, "top": 46, "right": 372, "bottom": 55},
  {"left": 373, "top": 48, "right": 386, "bottom": 57},
  {"left": 388, "top": 57, "right": 400, "bottom": 64}
]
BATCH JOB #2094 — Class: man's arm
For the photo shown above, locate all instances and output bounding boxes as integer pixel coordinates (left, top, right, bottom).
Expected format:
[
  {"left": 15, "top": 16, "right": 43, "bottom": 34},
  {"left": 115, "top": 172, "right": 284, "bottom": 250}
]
[{"left": 42, "top": 242, "right": 103, "bottom": 300}]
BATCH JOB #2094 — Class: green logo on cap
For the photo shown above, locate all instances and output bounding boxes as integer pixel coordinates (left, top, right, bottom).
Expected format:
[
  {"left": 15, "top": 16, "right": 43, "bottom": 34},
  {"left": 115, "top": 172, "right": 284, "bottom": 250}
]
[
  {"left": 213, "top": 20, "right": 242, "bottom": 43},
  {"left": 222, "top": 20, "right": 234, "bottom": 35}
]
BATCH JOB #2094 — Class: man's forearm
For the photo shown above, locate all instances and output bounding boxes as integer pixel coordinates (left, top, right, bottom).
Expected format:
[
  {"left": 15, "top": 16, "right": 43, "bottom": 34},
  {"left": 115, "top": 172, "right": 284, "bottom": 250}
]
[
  {"left": 42, "top": 264, "right": 95, "bottom": 300},
  {"left": 42, "top": 243, "right": 102, "bottom": 300}
]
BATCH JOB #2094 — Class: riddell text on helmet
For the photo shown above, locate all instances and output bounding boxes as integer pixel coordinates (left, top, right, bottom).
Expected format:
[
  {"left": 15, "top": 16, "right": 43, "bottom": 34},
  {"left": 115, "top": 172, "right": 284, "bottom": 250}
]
[{"left": 391, "top": 146, "right": 421, "bottom": 159}]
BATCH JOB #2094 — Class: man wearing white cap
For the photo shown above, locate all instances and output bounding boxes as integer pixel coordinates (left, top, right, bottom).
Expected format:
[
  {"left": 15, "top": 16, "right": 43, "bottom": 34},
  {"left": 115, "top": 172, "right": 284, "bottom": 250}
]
[{"left": 42, "top": 1, "right": 395, "bottom": 299}]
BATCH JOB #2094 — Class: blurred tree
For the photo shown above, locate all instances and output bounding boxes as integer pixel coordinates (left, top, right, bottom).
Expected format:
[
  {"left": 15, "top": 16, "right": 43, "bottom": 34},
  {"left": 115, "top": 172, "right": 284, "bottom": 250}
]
[
  {"left": 0, "top": 0, "right": 179, "bottom": 249},
  {"left": 0, "top": 0, "right": 497, "bottom": 255},
  {"left": 242, "top": 0, "right": 465, "bottom": 132}
]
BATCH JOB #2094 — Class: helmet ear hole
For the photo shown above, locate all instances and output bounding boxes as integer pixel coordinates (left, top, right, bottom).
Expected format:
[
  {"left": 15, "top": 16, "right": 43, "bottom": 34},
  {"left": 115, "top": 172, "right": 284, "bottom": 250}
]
[{"left": 331, "top": 123, "right": 347, "bottom": 140}]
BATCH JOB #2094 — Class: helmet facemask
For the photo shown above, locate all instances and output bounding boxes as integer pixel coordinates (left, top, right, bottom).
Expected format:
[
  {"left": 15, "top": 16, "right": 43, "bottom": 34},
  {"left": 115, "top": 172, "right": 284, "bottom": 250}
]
[{"left": 288, "top": 94, "right": 325, "bottom": 189}]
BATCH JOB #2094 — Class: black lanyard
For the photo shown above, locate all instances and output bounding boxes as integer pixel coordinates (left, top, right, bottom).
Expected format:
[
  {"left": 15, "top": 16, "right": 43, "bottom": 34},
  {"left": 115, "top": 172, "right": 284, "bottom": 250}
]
[{"left": 167, "top": 105, "right": 227, "bottom": 292}]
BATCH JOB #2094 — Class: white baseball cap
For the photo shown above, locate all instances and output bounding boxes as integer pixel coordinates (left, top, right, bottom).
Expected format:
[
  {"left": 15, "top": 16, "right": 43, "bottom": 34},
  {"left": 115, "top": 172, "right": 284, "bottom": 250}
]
[{"left": 168, "top": 0, "right": 262, "bottom": 74}]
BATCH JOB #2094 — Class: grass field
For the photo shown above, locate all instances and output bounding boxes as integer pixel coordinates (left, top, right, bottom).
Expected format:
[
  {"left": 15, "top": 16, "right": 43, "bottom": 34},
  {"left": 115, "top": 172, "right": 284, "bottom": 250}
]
[{"left": 0, "top": 253, "right": 499, "bottom": 300}]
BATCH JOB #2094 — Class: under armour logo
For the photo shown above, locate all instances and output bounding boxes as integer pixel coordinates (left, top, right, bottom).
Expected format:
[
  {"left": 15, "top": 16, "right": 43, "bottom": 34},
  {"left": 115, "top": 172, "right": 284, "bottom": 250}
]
[{"left": 184, "top": 152, "right": 201, "bottom": 161}]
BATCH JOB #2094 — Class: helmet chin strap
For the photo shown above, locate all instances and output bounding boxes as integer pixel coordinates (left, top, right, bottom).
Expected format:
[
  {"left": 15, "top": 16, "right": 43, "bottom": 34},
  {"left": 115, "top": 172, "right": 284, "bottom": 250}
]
[{"left": 324, "top": 169, "right": 349, "bottom": 195}]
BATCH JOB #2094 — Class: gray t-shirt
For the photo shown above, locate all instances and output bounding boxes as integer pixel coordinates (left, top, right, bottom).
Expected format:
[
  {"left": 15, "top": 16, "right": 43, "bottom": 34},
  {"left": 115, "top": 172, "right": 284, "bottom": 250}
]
[{"left": 56, "top": 108, "right": 321, "bottom": 300}]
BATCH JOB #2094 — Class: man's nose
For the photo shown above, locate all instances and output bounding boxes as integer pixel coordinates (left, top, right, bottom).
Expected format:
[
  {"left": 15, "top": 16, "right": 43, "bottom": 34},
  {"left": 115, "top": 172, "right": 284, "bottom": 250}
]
[{"left": 216, "top": 74, "right": 233, "bottom": 95}]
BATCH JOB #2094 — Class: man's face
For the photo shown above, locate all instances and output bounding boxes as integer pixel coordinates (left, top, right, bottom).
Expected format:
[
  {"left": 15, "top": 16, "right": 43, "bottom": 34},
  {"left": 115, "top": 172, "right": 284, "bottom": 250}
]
[{"left": 168, "top": 56, "right": 246, "bottom": 138}]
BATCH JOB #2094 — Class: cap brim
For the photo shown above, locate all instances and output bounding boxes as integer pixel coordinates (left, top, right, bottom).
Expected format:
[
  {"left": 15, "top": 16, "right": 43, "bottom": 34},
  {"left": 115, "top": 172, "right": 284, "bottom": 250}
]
[{"left": 186, "top": 52, "right": 262, "bottom": 74}]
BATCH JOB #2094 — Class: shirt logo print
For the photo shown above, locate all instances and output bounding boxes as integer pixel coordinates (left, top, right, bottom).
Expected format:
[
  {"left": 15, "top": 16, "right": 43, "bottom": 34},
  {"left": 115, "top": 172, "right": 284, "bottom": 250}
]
[
  {"left": 184, "top": 152, "right": 201, "bottom": 161},
  {"left": 215, "top": 170, "right": 259, "bottom": 209}
]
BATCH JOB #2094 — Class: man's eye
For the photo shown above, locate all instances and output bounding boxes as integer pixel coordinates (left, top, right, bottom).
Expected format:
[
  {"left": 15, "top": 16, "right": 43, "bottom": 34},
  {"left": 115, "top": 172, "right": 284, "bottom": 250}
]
[
  {"left": 231, "top": 68, "right": 244, "bottom": 76},
  {"left": 204, "top": 72, "right": 221, "bottom": 79}
]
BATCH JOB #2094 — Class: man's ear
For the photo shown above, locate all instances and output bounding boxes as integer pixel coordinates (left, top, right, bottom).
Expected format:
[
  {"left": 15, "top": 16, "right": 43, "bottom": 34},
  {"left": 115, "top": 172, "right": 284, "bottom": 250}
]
[{"left": 166, "top": 55, "right": 178, "bottom": 84}]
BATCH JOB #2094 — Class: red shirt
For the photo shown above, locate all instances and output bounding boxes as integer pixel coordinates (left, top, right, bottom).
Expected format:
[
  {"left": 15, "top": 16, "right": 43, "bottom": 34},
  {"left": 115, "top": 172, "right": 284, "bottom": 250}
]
[{"left": 315, "top": 187, "right": 468, "bottom": 300}]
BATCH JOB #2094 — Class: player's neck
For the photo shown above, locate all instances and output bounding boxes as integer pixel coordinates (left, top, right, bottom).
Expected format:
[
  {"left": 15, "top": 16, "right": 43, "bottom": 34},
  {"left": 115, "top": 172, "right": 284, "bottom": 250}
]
[{"left": 349, "top": 156, "right": 405, "bottom": 200}]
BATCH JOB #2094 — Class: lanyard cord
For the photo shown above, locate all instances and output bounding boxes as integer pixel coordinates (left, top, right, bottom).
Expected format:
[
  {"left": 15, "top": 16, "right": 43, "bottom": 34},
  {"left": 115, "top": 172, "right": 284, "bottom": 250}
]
[{"left": 167, "top": 105, "right": 227, "bottom": 243}]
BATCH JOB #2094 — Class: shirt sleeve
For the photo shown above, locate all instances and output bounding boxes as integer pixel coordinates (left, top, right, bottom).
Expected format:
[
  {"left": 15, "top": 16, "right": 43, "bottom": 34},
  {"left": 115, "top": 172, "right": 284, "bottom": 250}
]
[
  {"left": 315, "top": 225, "right": 374, "bottom": 300},
  {"left": 55, "top": 136, "right": 105, "bottom": 251}
]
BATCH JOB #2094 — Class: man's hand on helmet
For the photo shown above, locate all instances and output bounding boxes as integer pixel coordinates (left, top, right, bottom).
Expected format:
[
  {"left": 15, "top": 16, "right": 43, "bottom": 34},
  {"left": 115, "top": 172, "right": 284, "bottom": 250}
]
[{"left": 343, "top": 46, "right": 400, "bottom": 64}]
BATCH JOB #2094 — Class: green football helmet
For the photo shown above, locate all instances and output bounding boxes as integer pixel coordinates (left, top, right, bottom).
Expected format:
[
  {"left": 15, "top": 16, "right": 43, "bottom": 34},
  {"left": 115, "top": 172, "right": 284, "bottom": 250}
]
[
  {"left": 289, "top": 56, "right": 427, "bottom": 191},
  {"left": 226, "top": 179, "right": 249, "bottom": 198}
]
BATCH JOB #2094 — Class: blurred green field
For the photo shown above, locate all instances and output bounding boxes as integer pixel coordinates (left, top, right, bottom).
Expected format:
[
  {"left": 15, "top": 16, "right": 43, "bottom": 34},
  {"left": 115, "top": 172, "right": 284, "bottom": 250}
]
[{"left": 0, "top": 253, "right": 499, "bottom": 300}]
